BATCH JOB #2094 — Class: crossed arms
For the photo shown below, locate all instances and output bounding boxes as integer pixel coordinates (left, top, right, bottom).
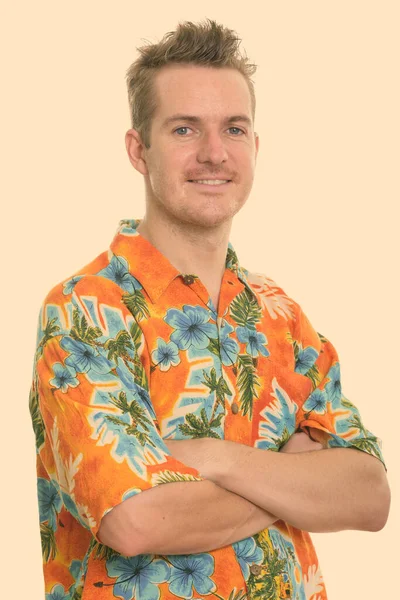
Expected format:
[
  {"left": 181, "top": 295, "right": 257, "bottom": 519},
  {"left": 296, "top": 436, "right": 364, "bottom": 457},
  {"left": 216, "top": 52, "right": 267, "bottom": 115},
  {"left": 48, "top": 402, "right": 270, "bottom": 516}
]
[{"left": 98, "top": 432, "right": 391, "bottom": 557}]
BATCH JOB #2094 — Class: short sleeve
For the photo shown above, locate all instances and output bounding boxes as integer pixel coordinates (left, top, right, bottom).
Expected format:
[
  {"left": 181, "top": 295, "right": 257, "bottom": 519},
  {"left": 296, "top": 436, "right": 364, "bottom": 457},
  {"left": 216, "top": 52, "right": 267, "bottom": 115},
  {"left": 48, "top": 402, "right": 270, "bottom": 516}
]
[
  {"left": 31, "top": 275, "right": 205, "bottom": 544},
  {"left": 293, "top": 303, "right": 387, "bottom": 472}
]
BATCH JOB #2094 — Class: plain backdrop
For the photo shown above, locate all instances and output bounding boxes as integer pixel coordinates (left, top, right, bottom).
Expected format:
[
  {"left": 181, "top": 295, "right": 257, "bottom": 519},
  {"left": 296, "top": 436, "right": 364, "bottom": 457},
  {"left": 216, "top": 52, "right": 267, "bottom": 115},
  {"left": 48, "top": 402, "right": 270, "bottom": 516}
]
[{"left": 1, "top": 2, "right": 399, "bottom": 599}]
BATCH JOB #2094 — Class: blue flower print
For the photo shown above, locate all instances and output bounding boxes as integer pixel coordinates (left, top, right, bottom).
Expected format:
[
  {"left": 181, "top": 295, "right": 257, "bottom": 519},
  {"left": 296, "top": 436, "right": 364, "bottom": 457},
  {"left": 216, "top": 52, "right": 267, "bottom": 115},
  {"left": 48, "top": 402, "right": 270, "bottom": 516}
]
[
  {"left": 60, "top": 336, "right": 113, "bottom": 374},
  {"left": 106, "top": 554, "right": 170, "bottom": 600},
  {"left": 167, "top": 554, "right": 216, "bottom": 597},
  {"left": 232, "top": 537, "right": 264, "bottom": 580},
  {"left": 151, "top": 338, "right": 180, "bottom": 371},
  {"left": 303, "top": 388, "right": 328, "bottom": 414},
  {"left": 62, "top": 276, "right": 83, "bottom": 295},
  {"left": 165, "top": 305, "right": 215, "bottom": 350},
  {"left": 97, "top": 254, "right": 142, "bottom": 293},
  {"left": 45, "top": 583, "right": 70, "bottom": 600},
  {"left": 38, "top": 477, "right": 62, "bottom": 531},
  {"left": 294, "top": 344, "right": 319, "bottom": 375},
  {"left": 219, "top": 321, "right": 239, "bottom": 366},
  {"left": 49, "top": 362, "right": 79, "bottom": 392},
  {"left": 236, "top": 326, "right": 270, "bottom": 358},
  {"left": 325, "top": 362, "right": 342, "bottom": 406}
]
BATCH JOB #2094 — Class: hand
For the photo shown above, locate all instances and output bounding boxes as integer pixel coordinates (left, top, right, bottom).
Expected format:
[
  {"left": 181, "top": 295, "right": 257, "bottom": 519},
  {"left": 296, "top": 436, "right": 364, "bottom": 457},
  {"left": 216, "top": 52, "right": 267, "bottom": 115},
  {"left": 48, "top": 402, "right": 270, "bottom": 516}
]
[
  {"left": 164, "top": 437, "right": 223, "bottom": 479},
  {"left": 280, "top": 431, "right": 323, "bottom": 453}
]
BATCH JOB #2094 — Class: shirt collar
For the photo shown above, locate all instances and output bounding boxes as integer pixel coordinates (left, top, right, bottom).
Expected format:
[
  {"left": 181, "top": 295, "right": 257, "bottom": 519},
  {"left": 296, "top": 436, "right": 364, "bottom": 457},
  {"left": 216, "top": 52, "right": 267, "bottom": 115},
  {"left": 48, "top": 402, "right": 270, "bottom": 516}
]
[{"left": 109, "top": 218, "right": 260, "bottom": 306}]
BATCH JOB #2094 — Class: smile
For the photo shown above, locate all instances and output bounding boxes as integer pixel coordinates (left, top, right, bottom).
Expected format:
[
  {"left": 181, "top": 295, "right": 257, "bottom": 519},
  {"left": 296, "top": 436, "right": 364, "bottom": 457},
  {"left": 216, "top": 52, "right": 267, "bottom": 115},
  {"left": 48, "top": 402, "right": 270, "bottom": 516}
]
[{"left": 188, "top": 180, "right": 232, "bottom": 189}]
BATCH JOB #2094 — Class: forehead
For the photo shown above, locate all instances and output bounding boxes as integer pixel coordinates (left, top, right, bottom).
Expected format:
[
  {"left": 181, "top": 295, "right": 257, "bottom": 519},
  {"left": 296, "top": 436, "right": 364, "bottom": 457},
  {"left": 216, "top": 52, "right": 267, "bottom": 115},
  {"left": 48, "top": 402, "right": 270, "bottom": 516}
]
[{"left": 153, "top": 64, "right": 252, "bottom": 123}]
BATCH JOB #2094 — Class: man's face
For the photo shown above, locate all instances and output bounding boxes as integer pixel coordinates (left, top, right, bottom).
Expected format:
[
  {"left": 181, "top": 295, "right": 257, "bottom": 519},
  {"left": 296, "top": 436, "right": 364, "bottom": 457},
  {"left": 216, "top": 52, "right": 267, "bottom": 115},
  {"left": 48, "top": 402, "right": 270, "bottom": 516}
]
[{"left": 129, "top": 64, "right": 259, "bottom": 229}]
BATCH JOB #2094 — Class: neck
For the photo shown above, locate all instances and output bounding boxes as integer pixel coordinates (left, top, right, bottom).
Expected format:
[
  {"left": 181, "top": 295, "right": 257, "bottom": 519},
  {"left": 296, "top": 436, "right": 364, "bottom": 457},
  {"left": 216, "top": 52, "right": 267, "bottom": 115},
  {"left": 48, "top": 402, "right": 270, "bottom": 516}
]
[{"left": 136, "top": 206, "right": 232, "bottom": 286}]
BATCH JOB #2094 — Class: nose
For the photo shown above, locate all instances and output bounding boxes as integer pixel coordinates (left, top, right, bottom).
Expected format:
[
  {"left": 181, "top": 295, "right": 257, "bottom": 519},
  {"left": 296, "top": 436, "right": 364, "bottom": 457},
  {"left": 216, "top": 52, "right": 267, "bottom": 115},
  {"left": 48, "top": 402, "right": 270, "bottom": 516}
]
[{"left": 196, "top": 132, "right": 229, "bottom": 164}]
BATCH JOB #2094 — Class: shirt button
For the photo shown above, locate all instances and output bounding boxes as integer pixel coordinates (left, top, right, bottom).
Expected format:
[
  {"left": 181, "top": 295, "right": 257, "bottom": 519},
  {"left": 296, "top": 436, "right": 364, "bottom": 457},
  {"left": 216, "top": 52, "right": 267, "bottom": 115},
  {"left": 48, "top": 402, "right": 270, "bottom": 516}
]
[
  {"left": 227, "top": 280, "right": 234, "bottom": 285},
  {"left": 231, "top": 402, "right": 239, "bottom": 414},
  {"left": 182, "top": 274, "right": 196, "bottom": 285}
]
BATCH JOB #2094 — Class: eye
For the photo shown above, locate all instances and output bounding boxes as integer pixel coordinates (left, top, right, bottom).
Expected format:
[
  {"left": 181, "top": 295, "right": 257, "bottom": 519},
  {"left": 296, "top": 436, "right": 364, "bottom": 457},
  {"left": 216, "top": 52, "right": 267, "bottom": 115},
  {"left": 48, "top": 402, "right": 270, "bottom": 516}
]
[
  {"left": 174, "top": 126, "right": 192, "bottom": 135},
  {"left": 173, "top": 126, "right": 245, "bottom": 136},
  {"left": 228, "top": 127, "right": 245, "bottom": 135}
]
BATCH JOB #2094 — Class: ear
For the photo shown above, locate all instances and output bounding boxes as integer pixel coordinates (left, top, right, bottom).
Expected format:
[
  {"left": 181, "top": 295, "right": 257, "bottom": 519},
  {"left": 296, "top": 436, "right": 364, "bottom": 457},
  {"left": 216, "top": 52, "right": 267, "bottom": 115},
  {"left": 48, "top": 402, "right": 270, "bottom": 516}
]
[
  {"left": 125, "top": 129, "right": 149, "bottom": 176},
  {"left": 254, "top": 132, "right": 260, "bottom": 161}
]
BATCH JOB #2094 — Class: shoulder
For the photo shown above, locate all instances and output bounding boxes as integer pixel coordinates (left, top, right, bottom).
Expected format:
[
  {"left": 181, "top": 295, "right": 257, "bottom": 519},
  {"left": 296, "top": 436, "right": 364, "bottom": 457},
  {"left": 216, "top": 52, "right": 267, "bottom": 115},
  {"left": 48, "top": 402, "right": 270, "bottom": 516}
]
[
  {"left": 242, "top": 268, "right": 300, "bottom": 323},
  {"left": 243, "top": 269, "right": 324, "bottom": 356},
  {"left": 40, "top": 249, "right": 119, "bottom": 308}
]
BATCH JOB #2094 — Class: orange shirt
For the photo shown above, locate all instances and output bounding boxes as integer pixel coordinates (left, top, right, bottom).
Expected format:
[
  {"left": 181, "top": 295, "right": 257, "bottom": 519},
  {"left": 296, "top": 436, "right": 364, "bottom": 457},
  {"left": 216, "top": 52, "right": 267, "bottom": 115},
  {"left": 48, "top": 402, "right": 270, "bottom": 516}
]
[{"left": 29, "top": 218, "right": 386, "bottom": 600}]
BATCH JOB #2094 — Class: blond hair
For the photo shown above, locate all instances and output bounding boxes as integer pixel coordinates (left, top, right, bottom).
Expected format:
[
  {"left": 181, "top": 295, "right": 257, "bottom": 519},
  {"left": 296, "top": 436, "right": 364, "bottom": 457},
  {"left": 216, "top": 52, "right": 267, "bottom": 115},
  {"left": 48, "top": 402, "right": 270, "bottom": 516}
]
[{"left": 125, "top": 18, "right": 257, "bottom": 148}]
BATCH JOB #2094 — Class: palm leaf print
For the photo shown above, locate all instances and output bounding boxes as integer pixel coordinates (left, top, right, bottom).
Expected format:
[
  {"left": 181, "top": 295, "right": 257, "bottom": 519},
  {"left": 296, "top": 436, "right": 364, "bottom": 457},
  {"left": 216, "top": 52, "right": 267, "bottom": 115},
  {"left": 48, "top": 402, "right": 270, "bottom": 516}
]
[
  {"left": 342, "top": 397, "right": 357, "bottom": 410},
  {"left": 237, "top": 354, "right": 261, "bottom": 419},
  {"left": 248, "top": 538, "right": 288, "bottom": 599},
  {"left": 230, "top": 290, "right": 262, "bottom": 329},
  {"left": 348, "top": 413, "right": 368, "bottom": 436},
  {"left": 274, "top": 425, "right": 292, "bottom": 450},
  {"left": 29, "top": 376, "right": 45, "bottom": 449},
  {"left": 122, "top": 289, "right": 150, "bottom": 321},
  {"left": 177, "top": 368, "right": 230, "bottom": 439},
  {"left": 203, "top": 367, "right": 232, "bottom": 408},
  {"left": 207, "top": 337, "right": 221, "bottom": 356},
  {"left": 104, "top": 330, "right": 134, "bottom": 363},
  {"left": 130, "top": 321, "right": 145, "bottom": 351},
  {"left": 350, "top": 437, "right": 382, "bottom": 458},
  {"left": 40, "top": 522, "right": 57, "bottom": 562},
  {"left": 103, "top": 328, "right": 148, "bottom": 389},
  {"left": 36, "top": 317, "right": 61, "bottom": 359},
  {"left": 89, "top": 538, "right": 120, "bottom": 562},
  {"left": 227, "top": 590, "right": 249, "bottom": 600},
  {"left": 155, "top": 470, "right": 204, "bottom": 484},
  {"left": 317, "top": 331, "right": 329, "bottom": 343},
  {"left": 106, "top": 390, "right": 157, "bottom": 448},
  {"left": 178, "top": 407, "right": 224, "bottom": 439},
  {"left": 129, "top": 323, "right": 148, "bottom": 388},
  {"left": 226, "top": 246, "right": 240, "bottom": 270},
  {"left": 304, "top": 363, "right": 320, "bottom": 389},
  {"left": 70, "top": 308, "right": 102, "bottom": 344}
]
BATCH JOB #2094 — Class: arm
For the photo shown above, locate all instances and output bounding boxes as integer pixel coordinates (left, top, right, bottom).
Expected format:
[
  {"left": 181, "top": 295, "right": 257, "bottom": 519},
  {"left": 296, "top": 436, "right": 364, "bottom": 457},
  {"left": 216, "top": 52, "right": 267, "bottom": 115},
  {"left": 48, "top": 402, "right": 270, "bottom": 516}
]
[
  {"left": 99, "top": 478, "right": 278, "bottom": 556},
  {"left": 32, "top": 277, "right": 215, "bottom": 558},
  {"left": 100, "top": 432, "right": 322, "bottom": 556},
  {"left": 207, "top": 300, "right": 389, "bottom": 534},
  {"left": 209, "top": 440, "right": 391, "bottom": 534}
]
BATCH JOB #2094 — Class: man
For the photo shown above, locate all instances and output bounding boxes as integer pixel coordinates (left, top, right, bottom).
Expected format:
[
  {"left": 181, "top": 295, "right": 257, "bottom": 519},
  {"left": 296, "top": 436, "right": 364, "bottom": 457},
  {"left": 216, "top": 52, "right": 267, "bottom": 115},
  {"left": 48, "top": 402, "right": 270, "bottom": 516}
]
[{"left": 30, "top": 18, "right": 390, "bottom": 600}]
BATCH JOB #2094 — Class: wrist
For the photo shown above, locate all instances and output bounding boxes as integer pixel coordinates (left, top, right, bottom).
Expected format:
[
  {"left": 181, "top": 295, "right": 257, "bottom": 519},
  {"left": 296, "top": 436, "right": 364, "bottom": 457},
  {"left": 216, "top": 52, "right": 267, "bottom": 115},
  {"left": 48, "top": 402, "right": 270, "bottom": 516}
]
[{"left": 212, "top": 439, "right": 254, "bottom": 488}]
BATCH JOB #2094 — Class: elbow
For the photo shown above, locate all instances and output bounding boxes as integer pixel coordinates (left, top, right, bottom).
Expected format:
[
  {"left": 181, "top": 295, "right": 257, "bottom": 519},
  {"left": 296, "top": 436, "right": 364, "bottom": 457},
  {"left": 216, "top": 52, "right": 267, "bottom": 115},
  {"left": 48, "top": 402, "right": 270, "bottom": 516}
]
[
  {"left": 97, "top": 528, "right": 131, "bottom": 557},
  {"left": 97, "top": 517, "right": 137, "bottom": 557},
  {"left": 367, "top": 479, "right": 391, "bottom": 532},
  {"left": 97, "top": 498, "right": 147, "bottom": 557}
]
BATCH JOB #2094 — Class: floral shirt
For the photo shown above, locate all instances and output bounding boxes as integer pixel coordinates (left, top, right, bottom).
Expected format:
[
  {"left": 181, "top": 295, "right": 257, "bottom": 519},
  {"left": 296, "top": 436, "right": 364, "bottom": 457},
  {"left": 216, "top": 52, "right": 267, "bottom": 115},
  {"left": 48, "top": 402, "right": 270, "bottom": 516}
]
[{"left": 29, "top": 217, "right": 386, "bottom": 600}]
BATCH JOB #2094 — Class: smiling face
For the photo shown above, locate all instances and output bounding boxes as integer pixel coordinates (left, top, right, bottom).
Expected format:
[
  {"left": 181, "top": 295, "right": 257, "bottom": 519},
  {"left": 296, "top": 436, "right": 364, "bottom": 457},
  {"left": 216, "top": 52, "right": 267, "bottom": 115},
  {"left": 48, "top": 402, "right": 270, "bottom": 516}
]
[{"left": 126, "top": 63, "right": 259, "bottom": 230}]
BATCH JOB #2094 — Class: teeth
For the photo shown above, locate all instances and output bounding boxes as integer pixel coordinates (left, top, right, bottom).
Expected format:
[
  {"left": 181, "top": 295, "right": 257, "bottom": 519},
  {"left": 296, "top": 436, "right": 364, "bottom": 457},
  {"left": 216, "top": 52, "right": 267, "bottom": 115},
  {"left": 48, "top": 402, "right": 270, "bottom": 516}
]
[{"left": 192, "top": 180, "right": 229, "bottom": 185}]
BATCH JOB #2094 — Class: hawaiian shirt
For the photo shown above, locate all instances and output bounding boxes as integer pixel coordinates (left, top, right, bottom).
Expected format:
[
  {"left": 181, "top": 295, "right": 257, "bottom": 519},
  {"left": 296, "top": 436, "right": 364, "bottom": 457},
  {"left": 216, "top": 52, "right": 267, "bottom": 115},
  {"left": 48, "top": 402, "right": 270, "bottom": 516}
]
[{"left": 29, "top": 217, "right": 386, "bottom": 600}]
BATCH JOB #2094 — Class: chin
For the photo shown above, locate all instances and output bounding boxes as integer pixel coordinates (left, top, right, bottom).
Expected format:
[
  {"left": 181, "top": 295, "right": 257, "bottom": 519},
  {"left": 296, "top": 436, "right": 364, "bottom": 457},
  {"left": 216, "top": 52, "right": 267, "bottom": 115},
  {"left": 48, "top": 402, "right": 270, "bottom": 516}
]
[{"left": 188, "top": 211, "right": 236, "bottom": 229}]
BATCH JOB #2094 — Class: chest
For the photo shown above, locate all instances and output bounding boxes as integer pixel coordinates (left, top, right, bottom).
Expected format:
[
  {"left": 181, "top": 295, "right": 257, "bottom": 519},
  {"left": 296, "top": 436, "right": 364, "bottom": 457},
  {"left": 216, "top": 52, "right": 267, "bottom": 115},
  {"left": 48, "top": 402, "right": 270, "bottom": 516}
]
[{"left": 137, "top": 296, "right": 312, "bottom": 450}]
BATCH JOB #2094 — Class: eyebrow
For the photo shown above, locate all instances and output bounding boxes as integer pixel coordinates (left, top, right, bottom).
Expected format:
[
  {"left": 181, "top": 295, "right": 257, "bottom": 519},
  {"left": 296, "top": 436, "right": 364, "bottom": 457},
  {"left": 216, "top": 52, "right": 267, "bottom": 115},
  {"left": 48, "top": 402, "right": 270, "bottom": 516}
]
[{"left": 161, "top": 114, "right": 252, "bottom": 129}]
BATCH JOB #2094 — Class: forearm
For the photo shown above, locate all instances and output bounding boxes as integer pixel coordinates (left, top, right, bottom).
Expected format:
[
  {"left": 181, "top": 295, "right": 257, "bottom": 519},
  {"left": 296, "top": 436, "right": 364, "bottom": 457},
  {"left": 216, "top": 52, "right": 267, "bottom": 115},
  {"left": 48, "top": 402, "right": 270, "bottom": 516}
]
[
  {"left": 215, "top": 442, "right": 389, "bottom": 533},
  {"left": 134, "top": 479, "right": 279, "bottom": 556}
]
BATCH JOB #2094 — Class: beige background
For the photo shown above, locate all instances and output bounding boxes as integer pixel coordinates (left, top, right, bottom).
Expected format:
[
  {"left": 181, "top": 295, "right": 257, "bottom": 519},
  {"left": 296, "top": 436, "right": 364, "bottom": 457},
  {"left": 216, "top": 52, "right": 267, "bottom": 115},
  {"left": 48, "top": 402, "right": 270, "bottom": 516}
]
[{"left": 1, "top": 2, "right": 398, "bottom": 599}]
